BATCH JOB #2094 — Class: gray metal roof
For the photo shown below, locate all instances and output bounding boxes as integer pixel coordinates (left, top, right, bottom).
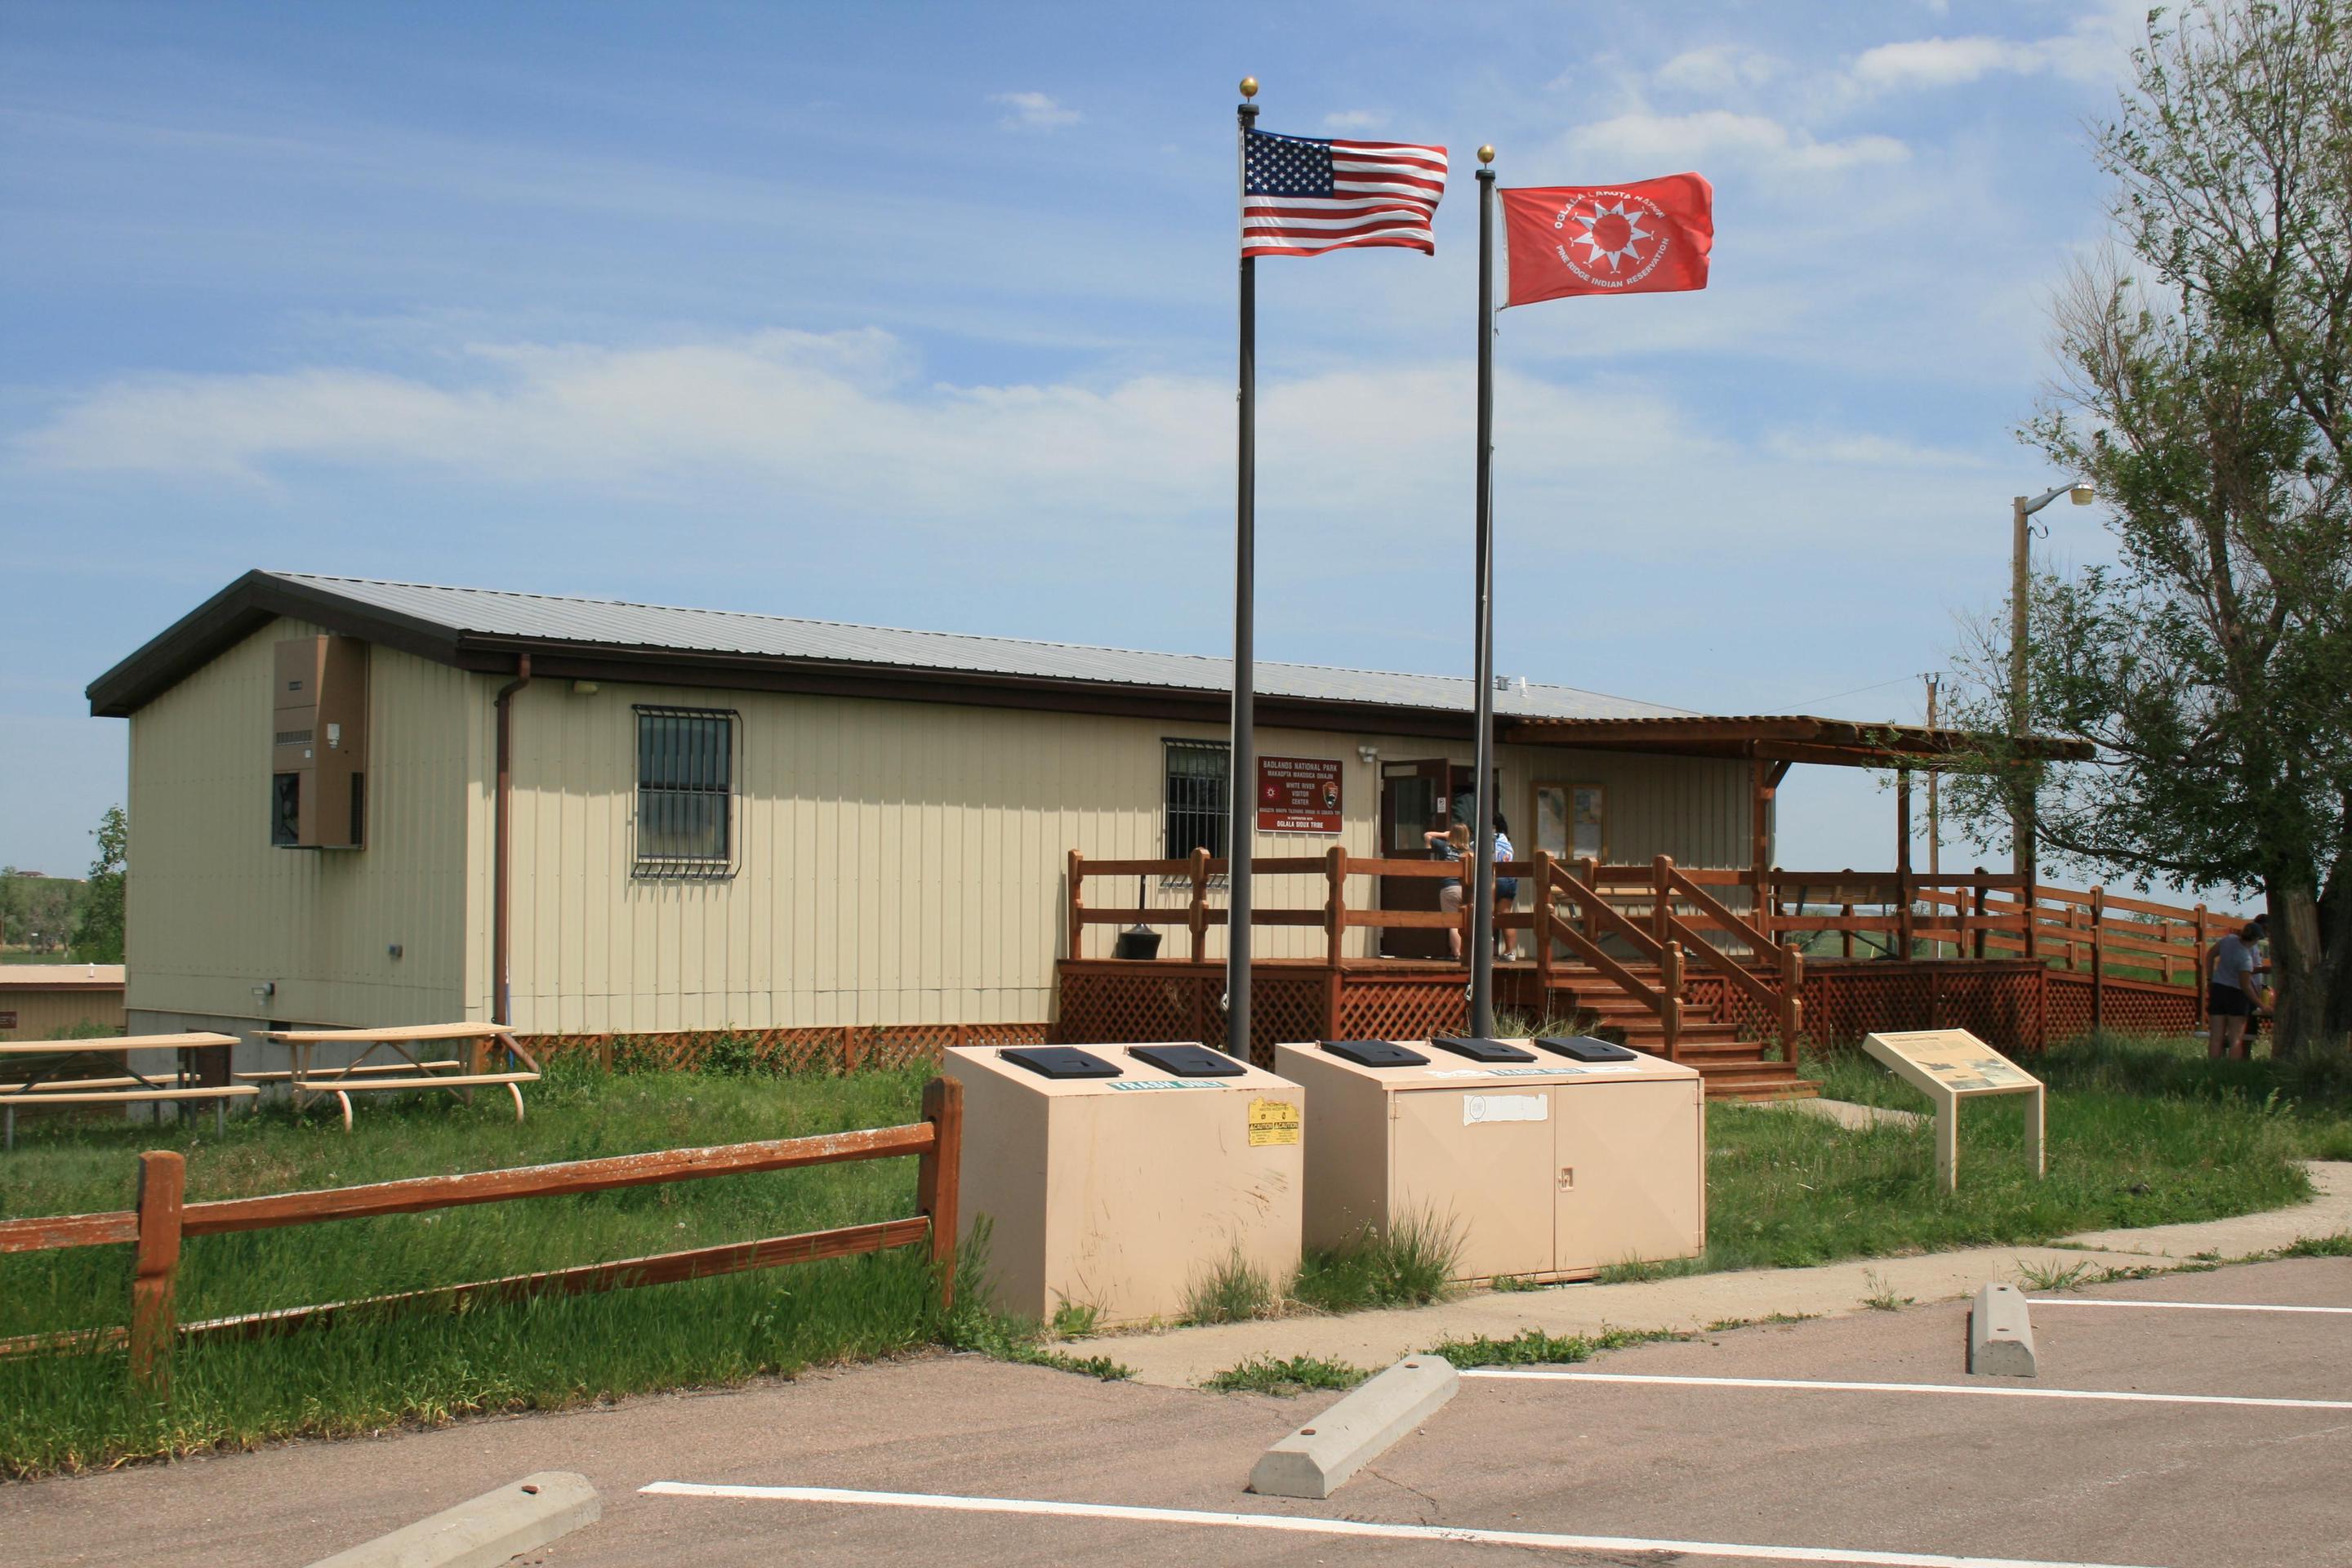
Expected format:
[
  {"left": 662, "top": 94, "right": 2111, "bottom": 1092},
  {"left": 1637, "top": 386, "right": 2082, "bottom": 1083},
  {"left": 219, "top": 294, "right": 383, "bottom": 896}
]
[{"left": 265, "top": 572, "right": 1690, "bottom": 721}]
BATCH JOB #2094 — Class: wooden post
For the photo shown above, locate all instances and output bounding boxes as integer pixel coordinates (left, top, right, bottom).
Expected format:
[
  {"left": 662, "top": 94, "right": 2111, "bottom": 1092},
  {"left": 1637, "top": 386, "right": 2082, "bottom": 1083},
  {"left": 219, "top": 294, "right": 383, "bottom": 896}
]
[
  {"left": 1651, "top": 855, "right": 1674, "bottom": 948},
  {"left": 1750, "top": 755, "right": 1774, "bottom": 946},
  {"left": 1067, "top": 849, "right": 1085, "bottom": 962},
  {"left": 1972, "top": 867, "right": 1990, "bottom": 960},
  {"left": 131, "top": 1150, "right": 185, "bottom": 1396},
  {"left": 1324, "top": 844, "right": 1347, "bottom": 966},
  {"left": 1533, "top": 851, "right": 1556, "bottom": 995},
  {"left": 2088, "top": 884, "right": 2106, "bottom": 1032},
  {"left": 1578, "top": 855, "right": 1600, "bottom": 945},
  {"left": 1895, "top": 766, "right": 1915, "bottom": 960},
  {"left": 2193, "top": 903, "right": 2209, "bottom": 1023},
  {"left": 1189, "top": 846, "right": 1210, "bottom": 963},
  {"left": 1780, "top": 948, "right": 1806, "bottom": 1064},
  {"left": 1659, "top": 942, "right": 1684, "bottom": 1061},
  {"left": 917, "top": 1076, "right": 964, "bottom": 1316}
]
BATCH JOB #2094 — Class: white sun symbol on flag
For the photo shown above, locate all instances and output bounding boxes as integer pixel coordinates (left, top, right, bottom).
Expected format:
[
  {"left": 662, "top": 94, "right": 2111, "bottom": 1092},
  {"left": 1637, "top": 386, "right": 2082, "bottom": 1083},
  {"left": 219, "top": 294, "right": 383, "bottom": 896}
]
[{"left": 1571, "top": 200, "right": 1653, "bottom": 271}]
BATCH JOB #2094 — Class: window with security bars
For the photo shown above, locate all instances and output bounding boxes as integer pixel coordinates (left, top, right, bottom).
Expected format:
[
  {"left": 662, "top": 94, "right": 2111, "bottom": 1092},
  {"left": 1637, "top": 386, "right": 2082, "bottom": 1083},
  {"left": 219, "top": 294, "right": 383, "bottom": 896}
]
[
  {"left": 635, "top": 706, "right": 736, "bottom": 875},
  {"left": 1164, "top": 740, "right": 1230, "bottom": 862}
]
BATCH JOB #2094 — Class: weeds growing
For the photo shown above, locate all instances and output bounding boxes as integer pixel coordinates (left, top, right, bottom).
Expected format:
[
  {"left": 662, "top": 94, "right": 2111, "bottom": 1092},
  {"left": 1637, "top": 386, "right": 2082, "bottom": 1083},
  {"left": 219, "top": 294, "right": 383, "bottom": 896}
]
[
  {"left": 1201, "top": 1354, "right": 1366, "bottom": 1395},
  {"left": 1290, "top": 1210, "right": 1462, "bottom": 1314}
]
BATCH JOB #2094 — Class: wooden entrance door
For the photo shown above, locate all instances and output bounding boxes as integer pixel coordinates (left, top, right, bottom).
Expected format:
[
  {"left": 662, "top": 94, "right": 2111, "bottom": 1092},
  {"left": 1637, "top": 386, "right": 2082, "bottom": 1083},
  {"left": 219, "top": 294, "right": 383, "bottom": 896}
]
[{"left": 1379, "top": 760, "right": 1454, "bottom": 959}]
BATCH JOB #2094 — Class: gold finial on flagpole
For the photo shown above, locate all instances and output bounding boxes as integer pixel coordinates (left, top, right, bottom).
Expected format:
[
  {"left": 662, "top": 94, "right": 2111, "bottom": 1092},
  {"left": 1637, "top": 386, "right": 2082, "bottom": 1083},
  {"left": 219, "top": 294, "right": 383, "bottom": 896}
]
[
  {"left": 1240, "top": 76, "right": 1258, "bottom": 99},
  {"left": 1478, "top": 145, "right": 1495, "bottom": 165}
]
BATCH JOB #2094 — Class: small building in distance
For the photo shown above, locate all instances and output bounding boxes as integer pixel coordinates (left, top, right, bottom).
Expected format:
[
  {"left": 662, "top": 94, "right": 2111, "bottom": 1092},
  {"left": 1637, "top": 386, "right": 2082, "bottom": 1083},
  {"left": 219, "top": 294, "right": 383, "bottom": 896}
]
[
  {"left": 0, "top": 964, "right": 127, "bottom": 1040},
  {"left": 87, "top": 570, "right": 2013, "bottom": 1090}
]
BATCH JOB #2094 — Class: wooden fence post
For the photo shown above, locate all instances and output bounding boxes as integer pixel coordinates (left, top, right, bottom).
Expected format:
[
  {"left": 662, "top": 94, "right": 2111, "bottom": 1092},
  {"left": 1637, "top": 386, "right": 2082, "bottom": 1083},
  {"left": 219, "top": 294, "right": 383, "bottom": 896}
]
[
  {"left": 1067, "top": 849, "right": 1085, "bottom": 961},
  {"left": 2088, "top": 885, "right": 2106, "bottom": 1032},
  {"left": 2193, "top": 903, "right": 2209, "bottom": 1025},
  {"left": 1972, "top": 868, "right": 1989, "bottom": 960},
  {"left": 1324, "top": 844, "right": 1347, "bottom": 967},
  {"left": 1780, "top": 948, "right": 1806, "bottom": 1064},
  {"left": 130, "top": 1150, "right": 185, "bottom": 1396},
  {"left": 1189, "top": 846, "right": 1210, "bottom": 963},
  {"left": 1578, "top": 856, "right": 1600, "bottom": 945},
  {"left": 1651, "top": 856, "right": 1674, "bottom": 949},
  {"left": 918, "top": 1076, "right": 964, "bottom": 1316}
]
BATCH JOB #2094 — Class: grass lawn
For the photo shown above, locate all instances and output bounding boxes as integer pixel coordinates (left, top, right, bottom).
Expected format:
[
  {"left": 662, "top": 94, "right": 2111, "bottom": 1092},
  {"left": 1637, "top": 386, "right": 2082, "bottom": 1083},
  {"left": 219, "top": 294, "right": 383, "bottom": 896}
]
[
  {"left": 2, "top": 1029, "right": 2341, "bottom": 1474},
  {"left": 0, "top": 1059, "right": 956, "bottom": 1478}
]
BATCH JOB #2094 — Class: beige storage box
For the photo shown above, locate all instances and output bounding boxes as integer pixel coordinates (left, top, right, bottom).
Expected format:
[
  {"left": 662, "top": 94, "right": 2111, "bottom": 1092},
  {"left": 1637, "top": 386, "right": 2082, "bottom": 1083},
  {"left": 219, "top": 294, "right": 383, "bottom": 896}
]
[
  {"left": 942, "top": 1042, "right": 1305, "bottom": 1327},
  {"left": 1276, "top": 1036, "right": 1704, "bottom": 1285}
]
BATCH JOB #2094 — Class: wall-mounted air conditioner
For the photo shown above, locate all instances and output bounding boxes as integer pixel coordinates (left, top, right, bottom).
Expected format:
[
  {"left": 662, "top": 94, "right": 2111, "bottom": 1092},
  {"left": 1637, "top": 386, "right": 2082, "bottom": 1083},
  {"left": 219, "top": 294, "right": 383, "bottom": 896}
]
[{"left": 271, "top": 635, "right": 368, "bottom": 849}]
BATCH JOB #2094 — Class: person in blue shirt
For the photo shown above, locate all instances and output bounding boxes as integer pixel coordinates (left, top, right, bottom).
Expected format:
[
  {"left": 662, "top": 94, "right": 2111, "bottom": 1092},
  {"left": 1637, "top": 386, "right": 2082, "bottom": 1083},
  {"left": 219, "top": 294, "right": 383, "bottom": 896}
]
[
  {"left": 1491, "top": 812, "right": 1519, "bottom": 960},
  {"left": 2207, "top": 921, "right": 2264, "bottom": 1061}
]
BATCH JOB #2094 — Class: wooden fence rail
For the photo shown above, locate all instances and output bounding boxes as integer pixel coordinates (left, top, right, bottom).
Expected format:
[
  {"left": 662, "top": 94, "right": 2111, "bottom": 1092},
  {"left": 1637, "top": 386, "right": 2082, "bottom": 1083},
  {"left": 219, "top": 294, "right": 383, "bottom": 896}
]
[{"left": 0, "top": 1077, "right": 964, "bottom": 1393}]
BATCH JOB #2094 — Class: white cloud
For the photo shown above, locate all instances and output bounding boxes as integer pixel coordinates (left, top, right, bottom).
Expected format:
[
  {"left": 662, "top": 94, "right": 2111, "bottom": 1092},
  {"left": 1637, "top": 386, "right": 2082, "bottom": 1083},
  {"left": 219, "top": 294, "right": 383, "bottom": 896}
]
[
  {"left": 1764, "top": 430, "right": 1986, "bottom": 470},
  {"left": 9, "top": 325, "right": 1984, "bottom": 559},
  {"left": 989, "top": 91, "right": 1080, "bottom": 131},
  {"left": 1322, "top": 109, "right": 1384, "bottom": 131},
  {"left": 1654, "top": 45, "right": 1784, "bottom": 96},
  {"left": 1566, "top": 109, "right": 1908, "bottom": 176},
  {"left": 1848, "top": 3, "right": 2149, "bottom": 94}
]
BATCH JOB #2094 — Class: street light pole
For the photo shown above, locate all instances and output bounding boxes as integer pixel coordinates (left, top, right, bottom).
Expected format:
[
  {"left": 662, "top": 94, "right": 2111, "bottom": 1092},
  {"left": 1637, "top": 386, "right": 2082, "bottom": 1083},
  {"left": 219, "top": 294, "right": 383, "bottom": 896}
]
[{"left": 2009, "top": 482, "right": 2094, "bottom": 956}]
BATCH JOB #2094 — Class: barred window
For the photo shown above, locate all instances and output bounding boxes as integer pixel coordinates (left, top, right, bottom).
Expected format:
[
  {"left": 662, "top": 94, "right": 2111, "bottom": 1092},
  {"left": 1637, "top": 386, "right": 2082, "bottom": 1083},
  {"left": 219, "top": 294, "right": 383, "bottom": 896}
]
[
  {"left": 1164, "top": 740, "right": 1230, "bottom": 861},
  {"left": 635, "top": 706, "right": 736, "bottom": 875}
]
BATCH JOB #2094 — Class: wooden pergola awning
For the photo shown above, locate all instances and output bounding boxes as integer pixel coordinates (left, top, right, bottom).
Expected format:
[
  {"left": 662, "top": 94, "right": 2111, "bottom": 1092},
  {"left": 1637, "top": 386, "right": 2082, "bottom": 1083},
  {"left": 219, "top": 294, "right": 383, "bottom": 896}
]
[{"left": 1495, "top": 714, "right": 2094, "bottom": 769}]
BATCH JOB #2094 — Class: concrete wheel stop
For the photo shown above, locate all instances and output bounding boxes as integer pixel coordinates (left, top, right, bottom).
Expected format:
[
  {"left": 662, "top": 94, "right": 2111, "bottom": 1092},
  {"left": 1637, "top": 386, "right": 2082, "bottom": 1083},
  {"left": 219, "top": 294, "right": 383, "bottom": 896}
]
[
  {"left": 306, "top": 1471, "right": 600, "bottom": 1568},
  {"left": 1248, "top": 1355, "right": 1459, "bottom": 1499},
  {"left": 1968, "top": 1282, "right": 2038, "bottom": 1378}
]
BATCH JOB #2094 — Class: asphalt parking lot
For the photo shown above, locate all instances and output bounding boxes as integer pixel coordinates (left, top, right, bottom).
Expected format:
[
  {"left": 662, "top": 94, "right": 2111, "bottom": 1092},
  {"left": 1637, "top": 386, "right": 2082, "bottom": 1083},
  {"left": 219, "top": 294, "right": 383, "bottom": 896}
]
[{"left": 11, "top": 1257, "right": 2347, "bottom": 1567}]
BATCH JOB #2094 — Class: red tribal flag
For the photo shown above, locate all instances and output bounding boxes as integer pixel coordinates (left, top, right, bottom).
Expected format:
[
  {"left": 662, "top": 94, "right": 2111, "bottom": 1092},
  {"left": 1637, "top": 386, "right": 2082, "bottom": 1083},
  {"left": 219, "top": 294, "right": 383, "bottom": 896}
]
[{"left": 1498, "top": 173, "right": 1713, "bottom": 305}]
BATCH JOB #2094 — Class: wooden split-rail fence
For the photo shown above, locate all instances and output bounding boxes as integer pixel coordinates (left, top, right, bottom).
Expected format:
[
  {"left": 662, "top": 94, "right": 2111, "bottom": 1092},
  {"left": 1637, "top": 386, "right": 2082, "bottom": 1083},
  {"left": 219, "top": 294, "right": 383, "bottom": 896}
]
[{"left": 0, "top": 1078, "right": 964, "bottom": 1396}]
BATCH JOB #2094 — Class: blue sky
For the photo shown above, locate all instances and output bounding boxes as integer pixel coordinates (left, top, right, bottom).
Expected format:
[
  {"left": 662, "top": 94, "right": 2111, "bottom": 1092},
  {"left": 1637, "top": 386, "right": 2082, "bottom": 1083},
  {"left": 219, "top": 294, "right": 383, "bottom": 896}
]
[{"left": 2, "top": 0, "right": 2151, "bottom": 877}]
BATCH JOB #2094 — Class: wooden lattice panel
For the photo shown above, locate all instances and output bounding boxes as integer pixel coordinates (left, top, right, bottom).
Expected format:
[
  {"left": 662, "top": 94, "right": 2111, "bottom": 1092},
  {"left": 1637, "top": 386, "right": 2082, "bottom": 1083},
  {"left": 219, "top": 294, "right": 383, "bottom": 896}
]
[
  {"left": 518, "top": 1022, "right": 1046, "bottom": 1076},
  {"left": 1790, "top": 962, "right": 2047, "bottom": 1053},
  {"left": 1339, "top": 976, "right": 1467, "bottom": 1046},
  {"left": 2045, "top": 973, "right": 2199, "bottom": 1040}
]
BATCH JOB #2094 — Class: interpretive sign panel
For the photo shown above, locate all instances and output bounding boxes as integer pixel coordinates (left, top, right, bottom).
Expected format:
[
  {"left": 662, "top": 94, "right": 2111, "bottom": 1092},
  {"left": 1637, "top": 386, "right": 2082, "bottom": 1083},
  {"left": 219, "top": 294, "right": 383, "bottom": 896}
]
[
  {"left": 1864, "top": 1028, "right": 2044, "bottom": 1192},
  {"left": 1258, "top": 755, "right": 1343, "bottom": 835}
]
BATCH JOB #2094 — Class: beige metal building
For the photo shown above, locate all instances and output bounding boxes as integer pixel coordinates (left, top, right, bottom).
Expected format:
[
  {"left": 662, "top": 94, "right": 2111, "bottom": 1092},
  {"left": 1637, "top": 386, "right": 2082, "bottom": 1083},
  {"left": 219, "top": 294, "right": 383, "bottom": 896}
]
[
  {"left": 0, "top": 964, "right": 127, "bottom": 1040},
  {"left": 89, "top": 571, "right": 1838, "bottom": 1056}
]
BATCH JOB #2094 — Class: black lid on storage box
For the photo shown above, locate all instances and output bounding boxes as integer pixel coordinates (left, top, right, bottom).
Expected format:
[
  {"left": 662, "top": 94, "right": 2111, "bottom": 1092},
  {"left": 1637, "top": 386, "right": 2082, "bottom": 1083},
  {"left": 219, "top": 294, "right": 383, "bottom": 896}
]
[
  {"left": 1532, "top": 1036, "right": 1639, "bottom": 1062},
  {"left": 1129, "top": 1044, "right": 1245, "bottom": 1076},
  {"left": 1428, "top": 1036, "right": 1537, "bottom": 1063},
  {"left": 1000, "top": 1046, "right": 1124, "bottom": 1080},
  {"left": 1321, "top": 1040, "right": 1431, "bottom": 1068}
]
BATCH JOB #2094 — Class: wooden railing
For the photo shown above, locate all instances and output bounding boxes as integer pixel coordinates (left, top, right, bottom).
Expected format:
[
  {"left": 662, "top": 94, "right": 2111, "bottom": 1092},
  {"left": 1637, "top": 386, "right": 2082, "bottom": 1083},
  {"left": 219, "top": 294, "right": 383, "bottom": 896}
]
[
  {"left": 0, "top": 1079, "right": 965, "bottom": 1394},
  {"left": 1655, "top": 858, "right": 1803, "bottom": 1050},
  {"left": 1766, "top": 870, "right": 2217, "bottom": 1030},
  {"left": 1534, "top": 855, "right": 1682, "bottom": 1055}
]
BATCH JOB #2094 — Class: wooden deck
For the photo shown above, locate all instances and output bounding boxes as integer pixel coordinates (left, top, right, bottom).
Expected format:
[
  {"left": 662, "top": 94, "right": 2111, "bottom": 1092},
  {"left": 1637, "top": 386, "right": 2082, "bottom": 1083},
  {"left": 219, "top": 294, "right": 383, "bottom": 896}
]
[{"left": 1058, "top": 852, "right": 2216, "bottom": 1100}]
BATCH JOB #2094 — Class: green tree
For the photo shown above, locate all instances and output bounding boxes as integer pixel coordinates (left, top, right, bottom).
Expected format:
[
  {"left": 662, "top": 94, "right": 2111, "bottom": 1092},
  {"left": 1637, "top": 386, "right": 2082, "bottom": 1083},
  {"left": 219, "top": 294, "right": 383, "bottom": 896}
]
[
  {"left": 71, "top": 806, "right": 127, "bottom": 965},
  {"left": 1943, "top": 0, "right": 2352, "bottom": 1058}
]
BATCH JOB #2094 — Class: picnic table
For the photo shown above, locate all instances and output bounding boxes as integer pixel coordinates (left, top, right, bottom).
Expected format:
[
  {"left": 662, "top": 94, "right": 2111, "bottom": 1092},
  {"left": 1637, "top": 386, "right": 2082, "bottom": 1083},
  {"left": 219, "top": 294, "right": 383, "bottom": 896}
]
[
  {"left": 243, "top": 1022, "right": 541, "bottom": 1131},
  {"left": 0, "top": 1032, "right": 254, "bottom": 1150}
]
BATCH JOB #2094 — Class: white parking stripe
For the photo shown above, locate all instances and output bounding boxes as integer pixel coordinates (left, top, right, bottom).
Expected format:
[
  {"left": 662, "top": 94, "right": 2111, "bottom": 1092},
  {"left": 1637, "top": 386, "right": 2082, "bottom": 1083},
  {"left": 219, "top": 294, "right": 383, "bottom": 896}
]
[
  {"left": 639, "top": 1481, "right": 2171, "bottom": 1568},
  {"left": 1460, "top": 1370, "right": 2352, "bottom": 1410},
  {"left": 2029, "top": 1298, "right": 2352, "bottom": 1316}
]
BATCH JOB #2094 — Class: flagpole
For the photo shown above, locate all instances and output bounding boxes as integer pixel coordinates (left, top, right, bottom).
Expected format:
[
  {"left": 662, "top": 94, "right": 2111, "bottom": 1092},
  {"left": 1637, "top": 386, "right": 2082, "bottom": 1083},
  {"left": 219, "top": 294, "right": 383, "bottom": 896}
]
[
  {"left": 1227, "top": 76, "right": 1260, "bottom": 1061},
  {"left": 1469, "top": 145, "right": 1499, "bottom": 1037}
]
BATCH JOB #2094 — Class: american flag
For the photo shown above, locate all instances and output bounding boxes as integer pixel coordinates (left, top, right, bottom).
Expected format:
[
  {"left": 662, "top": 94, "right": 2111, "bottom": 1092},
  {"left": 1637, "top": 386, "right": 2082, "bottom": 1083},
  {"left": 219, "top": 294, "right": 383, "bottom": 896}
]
[{"left": 1242, "top": 127, "right": 1448, "bottom": 257}]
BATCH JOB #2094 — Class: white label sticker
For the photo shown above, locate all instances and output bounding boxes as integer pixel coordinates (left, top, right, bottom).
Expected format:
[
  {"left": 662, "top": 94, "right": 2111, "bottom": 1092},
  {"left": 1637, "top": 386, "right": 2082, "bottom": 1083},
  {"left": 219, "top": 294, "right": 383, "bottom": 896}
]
[
  {"left": 1464, "top": 1092, "right": 1548, "bottom": 1125},
  {"left": 1105, "top": 1078, "right": 1227, "bottom": 1092}
]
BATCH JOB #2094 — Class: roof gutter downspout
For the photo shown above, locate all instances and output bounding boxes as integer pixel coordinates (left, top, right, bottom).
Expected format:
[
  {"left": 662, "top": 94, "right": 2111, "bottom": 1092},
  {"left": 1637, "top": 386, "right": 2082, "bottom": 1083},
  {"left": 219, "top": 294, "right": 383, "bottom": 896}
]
[{"left": 492, "top": 654, "right": 532, "bottom": 1027}]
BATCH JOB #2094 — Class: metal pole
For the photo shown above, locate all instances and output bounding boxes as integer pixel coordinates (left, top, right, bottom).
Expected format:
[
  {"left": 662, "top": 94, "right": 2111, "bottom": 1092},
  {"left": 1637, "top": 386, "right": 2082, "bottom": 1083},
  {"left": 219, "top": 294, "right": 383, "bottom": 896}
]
[
  {"left": 1469, "top": 149, "right": 1499, "bottom": 1036},
  {"left": 1226, "top": 79, "right": 1260, "bottom": 1060}
]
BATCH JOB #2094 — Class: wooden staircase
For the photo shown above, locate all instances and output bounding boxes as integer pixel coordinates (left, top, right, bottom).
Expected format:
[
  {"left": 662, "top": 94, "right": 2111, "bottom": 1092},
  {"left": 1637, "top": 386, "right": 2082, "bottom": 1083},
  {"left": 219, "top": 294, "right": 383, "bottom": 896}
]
[
  {"left": 1521, "top": 854, "right": 1818, "bottom": 1103},
  {"left": 1526, "top": 962, "right": 1817, "bottom": 1102}
]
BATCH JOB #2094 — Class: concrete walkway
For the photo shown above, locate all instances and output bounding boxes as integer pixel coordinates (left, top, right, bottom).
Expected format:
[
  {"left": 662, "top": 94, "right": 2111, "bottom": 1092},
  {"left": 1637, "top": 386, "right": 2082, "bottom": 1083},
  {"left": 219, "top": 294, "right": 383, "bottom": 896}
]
[{"left": 1063, "top": 1160, "right": 2352, "bottom": 1388}]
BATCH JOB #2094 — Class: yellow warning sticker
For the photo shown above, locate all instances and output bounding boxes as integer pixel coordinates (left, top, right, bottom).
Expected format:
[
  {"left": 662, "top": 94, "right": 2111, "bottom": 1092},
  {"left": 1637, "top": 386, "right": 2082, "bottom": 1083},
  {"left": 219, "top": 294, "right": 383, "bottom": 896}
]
[{"left": 1248, "top": 1098, "right": 1301, "bottom": 1147}]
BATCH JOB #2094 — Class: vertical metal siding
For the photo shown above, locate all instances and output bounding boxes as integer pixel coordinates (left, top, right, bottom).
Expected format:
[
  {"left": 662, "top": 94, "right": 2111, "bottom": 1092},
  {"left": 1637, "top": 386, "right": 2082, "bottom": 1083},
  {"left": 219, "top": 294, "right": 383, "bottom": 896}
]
[{"left": 125, "top": 619, "right": 470, "bottom": 1027}]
